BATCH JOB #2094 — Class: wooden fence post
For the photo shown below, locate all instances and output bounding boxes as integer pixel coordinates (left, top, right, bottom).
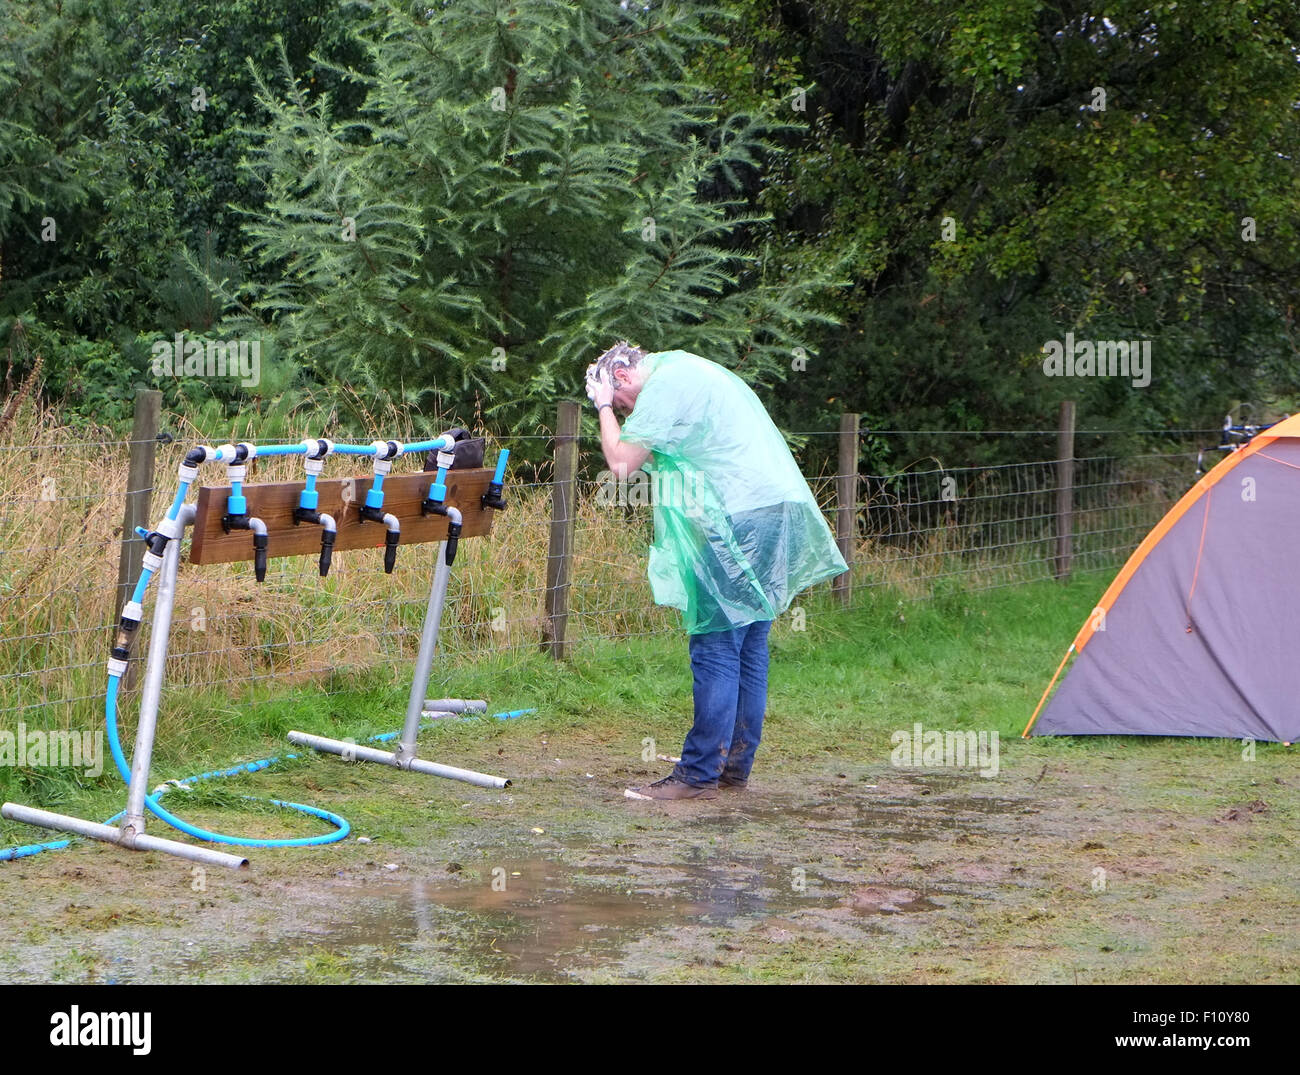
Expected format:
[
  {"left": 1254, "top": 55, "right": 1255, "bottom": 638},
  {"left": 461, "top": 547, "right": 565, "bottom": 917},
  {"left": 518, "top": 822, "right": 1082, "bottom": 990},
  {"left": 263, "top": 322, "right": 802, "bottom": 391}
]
[
  {"left": 542, "top": 400, "right": 580, "bottom": 658},
  {"left": 115, "top": 389, "right": 162, "bottom": 689},
  {"left": 1054, "top": 400, "right": 1076, "bottom": 580},
  {"left": 833, "top": 412, "right": 859, "bottom": 605}
]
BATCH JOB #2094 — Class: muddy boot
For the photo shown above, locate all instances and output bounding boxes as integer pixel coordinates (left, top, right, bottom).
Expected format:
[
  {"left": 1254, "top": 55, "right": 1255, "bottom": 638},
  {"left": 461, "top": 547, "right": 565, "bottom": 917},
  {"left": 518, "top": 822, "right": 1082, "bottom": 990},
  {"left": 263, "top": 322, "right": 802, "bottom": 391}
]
[
  {"left": 629, "top": 774, "right": 718, "bottom": 800},
  {"left": 718, "top": 774, "right": 748, "bottom": 790}
]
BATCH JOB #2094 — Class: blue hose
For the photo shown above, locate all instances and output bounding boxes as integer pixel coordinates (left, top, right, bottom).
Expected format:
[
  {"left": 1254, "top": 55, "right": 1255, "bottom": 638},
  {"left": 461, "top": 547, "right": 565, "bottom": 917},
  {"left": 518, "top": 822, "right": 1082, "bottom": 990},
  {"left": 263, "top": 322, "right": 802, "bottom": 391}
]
[
  {"left": 0, "top": 838, "right": 72, "bottom": 861},
  {"left": 102, "top": 676, "right": 350, "bottom": 850},
  {"left": 1, "top": 705, "right": 351, "bottom": 860},
  {"left": 1, "top": 700, "right": 533, "bottom": 860},
  {"left": 247, "top": 444, "right": 307, "bottom": 458},
  {"left": 403, "top": 436, "right": 457, "bottom": 454}
]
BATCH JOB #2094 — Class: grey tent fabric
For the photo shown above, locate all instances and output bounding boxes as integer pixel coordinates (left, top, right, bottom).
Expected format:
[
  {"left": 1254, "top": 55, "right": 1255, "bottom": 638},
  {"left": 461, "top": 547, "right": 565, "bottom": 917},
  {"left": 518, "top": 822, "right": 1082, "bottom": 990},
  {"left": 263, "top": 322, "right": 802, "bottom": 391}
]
[{"left": 1035, "top": 433, "right": 1300, "bottom": 742}]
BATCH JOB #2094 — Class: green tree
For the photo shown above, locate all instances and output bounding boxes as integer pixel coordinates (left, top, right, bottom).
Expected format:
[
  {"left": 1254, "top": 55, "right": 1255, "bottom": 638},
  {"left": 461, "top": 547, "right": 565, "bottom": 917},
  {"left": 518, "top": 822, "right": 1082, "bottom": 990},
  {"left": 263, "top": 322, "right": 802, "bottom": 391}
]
[
  {"left": 0, "top": 0, "right": 374, "bottom": 424},
  {"left": 696, "top": 0, "right": 1300, "bottom": 468},
  {"left": 230, "top": 0, "right": 844, "bottom": 438}
]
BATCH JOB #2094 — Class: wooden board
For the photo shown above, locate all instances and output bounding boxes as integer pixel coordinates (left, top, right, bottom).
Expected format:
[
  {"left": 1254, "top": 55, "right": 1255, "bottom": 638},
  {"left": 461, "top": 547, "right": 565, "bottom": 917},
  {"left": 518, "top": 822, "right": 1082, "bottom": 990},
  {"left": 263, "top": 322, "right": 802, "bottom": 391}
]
[{"left": 190, "top": 468, "right": 497, "bottom": 565}]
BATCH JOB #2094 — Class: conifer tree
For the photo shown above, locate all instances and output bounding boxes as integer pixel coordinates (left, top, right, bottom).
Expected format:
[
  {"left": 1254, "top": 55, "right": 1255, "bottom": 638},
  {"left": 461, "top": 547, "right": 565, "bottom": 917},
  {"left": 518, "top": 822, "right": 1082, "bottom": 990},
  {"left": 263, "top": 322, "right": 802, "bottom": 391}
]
[{"left": 234, "top": 0, "right": 843, "bottom": 431}]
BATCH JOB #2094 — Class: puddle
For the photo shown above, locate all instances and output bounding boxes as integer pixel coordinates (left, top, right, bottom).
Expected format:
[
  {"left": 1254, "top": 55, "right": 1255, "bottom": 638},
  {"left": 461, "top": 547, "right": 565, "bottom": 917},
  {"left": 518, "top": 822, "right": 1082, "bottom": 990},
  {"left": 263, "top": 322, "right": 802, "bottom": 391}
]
[
  {"left": 22, "top": 774, "right": 1018, "bottom": 983},
  {"left": 691, "top": 784, "right": 1023, "bottom": 842},
  {"left": 290, "top": 855, "right": 845, "bottom": 982},
  {"left": 6, "top": 742, "right": 1292, "bottom": 984},
  {"left": 843, "top": 885, "right": 940, "bottom": 915}
]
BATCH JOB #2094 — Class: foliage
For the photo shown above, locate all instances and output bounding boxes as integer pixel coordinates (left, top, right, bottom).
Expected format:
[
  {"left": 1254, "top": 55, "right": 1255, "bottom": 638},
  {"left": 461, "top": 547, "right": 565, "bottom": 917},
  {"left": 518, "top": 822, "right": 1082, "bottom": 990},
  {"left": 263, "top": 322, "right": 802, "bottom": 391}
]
[
  {"left": 694, "top": 0, "right": 1300, "bottom": 468},
  {"left": 228, "top": 0, "right": 845, "bottom": 437},
  {"left": 1, "top": 0, "right": 1297, "bottom": 458},
  {"left": 0, "top": 0, "right": 371, "bottom": 426}
]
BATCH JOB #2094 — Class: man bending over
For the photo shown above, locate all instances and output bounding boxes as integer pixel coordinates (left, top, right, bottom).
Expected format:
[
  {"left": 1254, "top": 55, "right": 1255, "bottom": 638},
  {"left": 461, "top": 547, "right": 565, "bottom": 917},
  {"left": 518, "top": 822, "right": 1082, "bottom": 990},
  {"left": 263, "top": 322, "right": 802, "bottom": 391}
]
[{"left": 587, "top": 342, "right": 847, "bottom": 800}]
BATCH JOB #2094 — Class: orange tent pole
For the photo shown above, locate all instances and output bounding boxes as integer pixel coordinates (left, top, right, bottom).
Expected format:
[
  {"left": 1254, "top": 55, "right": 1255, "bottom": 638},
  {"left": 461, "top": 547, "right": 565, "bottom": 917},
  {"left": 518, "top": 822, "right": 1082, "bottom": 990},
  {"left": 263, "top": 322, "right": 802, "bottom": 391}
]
[{"left": 1022, "top": 644, "right": 1074, "bottom": 737}]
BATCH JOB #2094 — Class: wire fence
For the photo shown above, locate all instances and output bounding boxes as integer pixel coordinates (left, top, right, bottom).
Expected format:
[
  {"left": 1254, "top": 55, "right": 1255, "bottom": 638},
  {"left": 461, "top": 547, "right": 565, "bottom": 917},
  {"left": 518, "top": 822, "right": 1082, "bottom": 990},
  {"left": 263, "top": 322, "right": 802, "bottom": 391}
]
[{"left": 0, "top": 407, "right": 1206, "bottom": 732}]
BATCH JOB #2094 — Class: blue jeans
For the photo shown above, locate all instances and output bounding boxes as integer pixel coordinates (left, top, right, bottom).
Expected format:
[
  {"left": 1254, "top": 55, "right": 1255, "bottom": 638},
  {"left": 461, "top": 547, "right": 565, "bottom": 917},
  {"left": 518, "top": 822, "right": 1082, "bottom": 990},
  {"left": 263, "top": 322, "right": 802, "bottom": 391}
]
[{"left": 674, "top": 619, "right": 772, "bottom": 787}]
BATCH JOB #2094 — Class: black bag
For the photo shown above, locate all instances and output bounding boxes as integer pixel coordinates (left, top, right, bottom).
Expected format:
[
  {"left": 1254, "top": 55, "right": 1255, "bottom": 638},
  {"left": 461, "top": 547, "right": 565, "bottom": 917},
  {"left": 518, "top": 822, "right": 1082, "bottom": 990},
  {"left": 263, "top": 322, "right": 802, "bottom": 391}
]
[{"left": 423, "top": 430, "right": 485, "bottom": 471}]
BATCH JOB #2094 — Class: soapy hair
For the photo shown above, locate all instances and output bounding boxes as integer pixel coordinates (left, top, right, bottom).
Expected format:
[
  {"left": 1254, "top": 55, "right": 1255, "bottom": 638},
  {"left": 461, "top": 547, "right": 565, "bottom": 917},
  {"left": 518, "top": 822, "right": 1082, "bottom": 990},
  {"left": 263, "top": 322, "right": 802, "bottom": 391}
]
[{"left": 587, "top": 340, "right": 648, "bottom": 385}]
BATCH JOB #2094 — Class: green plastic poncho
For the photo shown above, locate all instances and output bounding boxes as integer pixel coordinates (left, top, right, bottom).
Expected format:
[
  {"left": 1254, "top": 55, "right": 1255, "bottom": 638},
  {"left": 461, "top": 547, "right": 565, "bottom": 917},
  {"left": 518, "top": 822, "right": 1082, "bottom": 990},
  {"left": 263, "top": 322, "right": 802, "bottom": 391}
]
[{"left": 619, "top": 350, "right": 848, "bottom": 634}]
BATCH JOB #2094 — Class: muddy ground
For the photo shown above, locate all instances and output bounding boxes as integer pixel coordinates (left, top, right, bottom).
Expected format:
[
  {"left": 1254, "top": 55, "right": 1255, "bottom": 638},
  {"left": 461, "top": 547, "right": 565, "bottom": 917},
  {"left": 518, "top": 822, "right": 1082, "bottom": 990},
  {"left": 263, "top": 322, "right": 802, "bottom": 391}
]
[{"left": 0, "top": 726, "right": 1295, "bottom": 983}]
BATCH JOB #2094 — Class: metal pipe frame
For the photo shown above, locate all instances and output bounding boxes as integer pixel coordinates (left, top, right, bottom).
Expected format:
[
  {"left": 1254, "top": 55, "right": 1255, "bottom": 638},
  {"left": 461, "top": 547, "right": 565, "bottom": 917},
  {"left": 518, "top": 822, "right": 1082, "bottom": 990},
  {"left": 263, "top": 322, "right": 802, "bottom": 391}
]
[
  {"left": 5, "top": 432, "right": 505, "bottom": 866},
  {"left": 122, "top": 504, "right": 193, "bottom": 839},
  {"left": 422, "top": 699, "right": 489, "bottom": 714},
  {"left": 288, "top": 539, "right": 510, "bottom": 789},
  {"left": 286, "top": 731, "right": 509, "bottom": 789},
  {"left": 0, "top": 803, "right": 248, "bottom": 869},
  {"left": 2, "top": 508, "right": 249, "bottom": 870},
  {"left": 396, "top": 543, "right": 452, "bottom": 764}
]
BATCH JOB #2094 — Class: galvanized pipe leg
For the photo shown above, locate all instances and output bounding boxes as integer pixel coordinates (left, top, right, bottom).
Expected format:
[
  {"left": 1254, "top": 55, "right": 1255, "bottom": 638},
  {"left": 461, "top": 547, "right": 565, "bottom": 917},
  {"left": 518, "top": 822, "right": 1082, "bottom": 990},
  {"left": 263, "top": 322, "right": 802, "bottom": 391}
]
[
  {"left": 0, "top": 804, "right": 248, "bottom": 869},
  {"left": 2, "top": 504, "right": 248, "bottom": 870},
  {"left": 395, "top": 543, "right": 451, "bottom": 766},
  {"left": 121, "top": 505, "right": 192, "bottom": 840},
  {"left": 287, "top": 540, "right": 509, "bottom": 788},
  {"left": 422, "top": 699, "right": 488, "bottom": 714},
  {"left": 286, "top": 732, "right": 509, "bottom": 789}
]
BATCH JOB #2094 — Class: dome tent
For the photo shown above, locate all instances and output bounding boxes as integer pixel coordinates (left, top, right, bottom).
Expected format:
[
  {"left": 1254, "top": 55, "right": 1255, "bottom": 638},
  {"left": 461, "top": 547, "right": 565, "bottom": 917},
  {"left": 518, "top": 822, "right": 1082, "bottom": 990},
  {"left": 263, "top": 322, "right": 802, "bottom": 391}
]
[{"left": 1025, "top": 414, "right": 1300, "bottom": 744}]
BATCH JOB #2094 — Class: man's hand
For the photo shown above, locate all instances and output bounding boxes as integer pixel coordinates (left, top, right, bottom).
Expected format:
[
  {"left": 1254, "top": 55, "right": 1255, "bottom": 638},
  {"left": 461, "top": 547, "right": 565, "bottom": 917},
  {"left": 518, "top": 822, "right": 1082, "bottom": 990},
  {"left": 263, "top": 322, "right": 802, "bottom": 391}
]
[
  {"left": 585, "top": 364, "right": 615, "bottom": 409},
  {"left": 587, "top": 367, "right": 649, "bottom": 476}
]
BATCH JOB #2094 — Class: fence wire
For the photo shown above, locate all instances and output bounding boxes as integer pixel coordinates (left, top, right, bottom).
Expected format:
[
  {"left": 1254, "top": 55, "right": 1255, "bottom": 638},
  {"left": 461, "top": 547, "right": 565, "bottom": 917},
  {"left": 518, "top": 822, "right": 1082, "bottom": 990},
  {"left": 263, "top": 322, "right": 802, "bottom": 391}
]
[{"left": 0, "top": 419, "right": 1203, "bottom": 730}]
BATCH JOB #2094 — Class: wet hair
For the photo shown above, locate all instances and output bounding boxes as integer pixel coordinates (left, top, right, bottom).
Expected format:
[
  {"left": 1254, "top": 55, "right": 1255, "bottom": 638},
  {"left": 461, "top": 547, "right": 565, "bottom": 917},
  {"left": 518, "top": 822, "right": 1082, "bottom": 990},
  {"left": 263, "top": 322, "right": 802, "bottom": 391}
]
[{"left": 588, "top": 340, "right": 648, "bottom": 384}]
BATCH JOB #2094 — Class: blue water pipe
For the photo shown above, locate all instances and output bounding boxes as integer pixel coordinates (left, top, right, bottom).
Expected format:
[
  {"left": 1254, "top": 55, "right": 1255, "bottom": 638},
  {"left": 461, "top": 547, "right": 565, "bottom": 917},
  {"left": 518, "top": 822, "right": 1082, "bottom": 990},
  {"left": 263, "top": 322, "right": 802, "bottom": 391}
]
[
  {"left": 482, "top": 449, "right": 509, "bottom": 511},
  {"left": 291, "top": 439, "right": 338, "bottom": 575},
  {"left": 1, "top": 706, "right": 536, "bottom": 861},
  {"left": 371, "top": 709, "right": 537, "bottom": 739}
]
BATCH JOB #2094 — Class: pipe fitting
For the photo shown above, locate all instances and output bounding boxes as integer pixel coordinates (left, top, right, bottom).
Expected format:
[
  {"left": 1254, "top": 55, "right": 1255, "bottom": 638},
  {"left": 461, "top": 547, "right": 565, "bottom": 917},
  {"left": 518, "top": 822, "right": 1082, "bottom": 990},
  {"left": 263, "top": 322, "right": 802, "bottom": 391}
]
[
  {"left": 318, "top": 513, "right": 337, "bottom": 576},
  {"left": 381, "top": 512, "right": 401, "bottom": 573},
  {"left": 224, "top": 513, "right": 269, "bottom": 581},
  {"left": 294, "top": 505, "right": 337, "bottom": 576},
  {"left": 156, "top": 516, "right": 183, "bottom": 541},
  {"left": 112, "top": 599, "right": 145, "bottom": 659},
  {"left": 482, "top": 449, "right": 509, "bottom": 511},
  {"left": 250, "top": 517, "right": 268, "bottom": 582},
  {"left": 443, "top": 506, "right": 464, "bottom": 565}
]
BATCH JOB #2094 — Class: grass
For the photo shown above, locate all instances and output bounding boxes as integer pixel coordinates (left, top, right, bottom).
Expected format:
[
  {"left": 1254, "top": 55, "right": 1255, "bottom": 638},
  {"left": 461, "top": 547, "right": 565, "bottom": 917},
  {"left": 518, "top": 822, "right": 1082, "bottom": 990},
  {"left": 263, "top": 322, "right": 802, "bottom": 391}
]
[
  {"left": 3, "top": 572, "right": 1289, "bottom": 848},
  {"left": 1, "top": 581, "right": 1292, "bottom": 983}
]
